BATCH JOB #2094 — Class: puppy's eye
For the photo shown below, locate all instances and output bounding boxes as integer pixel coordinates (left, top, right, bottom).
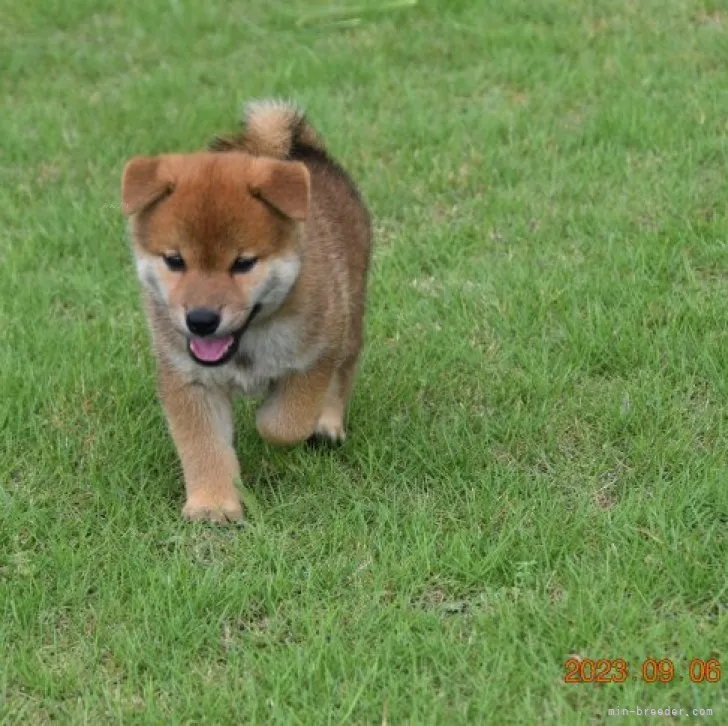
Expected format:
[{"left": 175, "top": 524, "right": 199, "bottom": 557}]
[
  {"left": 163, "top": 254, "right": 185, "bottom": 272},
  {"left": 231, "top": 256, "right": 258, "bottom": 274}
]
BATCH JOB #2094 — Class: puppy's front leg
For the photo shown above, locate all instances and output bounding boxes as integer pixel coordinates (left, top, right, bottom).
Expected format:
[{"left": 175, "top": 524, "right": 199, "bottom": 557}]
[
  {"left": 256, "top": 362, "right": 335, "bottom": 446},
  {"left": 159, "top": 368, "right": 242, "bottom": 523}
]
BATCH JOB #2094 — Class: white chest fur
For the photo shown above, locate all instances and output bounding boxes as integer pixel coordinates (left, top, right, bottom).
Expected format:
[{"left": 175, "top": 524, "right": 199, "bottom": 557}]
[{"left": 161, "top": 315, "right": 320, "bottom": 398}]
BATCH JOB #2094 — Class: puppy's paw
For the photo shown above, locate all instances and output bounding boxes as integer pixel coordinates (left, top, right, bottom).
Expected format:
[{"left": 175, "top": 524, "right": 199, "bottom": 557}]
[
  {"left": 308, "top": 415, "right": 347, "bottom": 447},
  {"left": 182, "top": 494, "right": 243, "bottom": 524}
]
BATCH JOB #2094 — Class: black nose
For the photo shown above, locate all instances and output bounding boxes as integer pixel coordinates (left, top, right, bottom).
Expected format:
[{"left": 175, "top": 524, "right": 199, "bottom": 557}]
[{"left": 186, "top": 308, "right": 221, "bottom": 336}]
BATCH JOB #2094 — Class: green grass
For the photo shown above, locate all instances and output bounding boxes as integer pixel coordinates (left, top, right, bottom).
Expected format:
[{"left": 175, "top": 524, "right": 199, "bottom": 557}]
[{"left": 1, "top": 0, "right": 727, "bottom": 722}]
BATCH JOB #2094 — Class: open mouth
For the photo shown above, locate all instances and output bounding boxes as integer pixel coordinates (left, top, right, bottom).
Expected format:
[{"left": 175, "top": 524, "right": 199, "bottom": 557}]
[{"left": 186, "top": 304, "right": 261, "bottom": 367}]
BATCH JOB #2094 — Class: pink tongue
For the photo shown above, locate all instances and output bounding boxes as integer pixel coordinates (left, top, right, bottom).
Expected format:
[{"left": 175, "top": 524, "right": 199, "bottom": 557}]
[{"left": 189, "top": 336, "right": 234, "bottom": 362}]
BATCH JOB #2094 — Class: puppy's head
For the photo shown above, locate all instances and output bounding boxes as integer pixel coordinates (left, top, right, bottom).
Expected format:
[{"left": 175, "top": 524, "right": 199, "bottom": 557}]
[{"left": 121, "top": 152, "right": 309, "bottom": 366}]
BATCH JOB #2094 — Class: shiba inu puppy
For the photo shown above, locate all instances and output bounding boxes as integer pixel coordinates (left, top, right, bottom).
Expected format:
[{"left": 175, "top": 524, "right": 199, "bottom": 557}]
[{"left": 121, "top": 101, "right": 371, "bottom": 523}]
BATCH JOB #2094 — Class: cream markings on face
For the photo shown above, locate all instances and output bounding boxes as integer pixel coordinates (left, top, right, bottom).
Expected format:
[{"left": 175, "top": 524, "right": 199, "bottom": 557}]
[
  {"left": 135, "top": 255, "right": 167, "bottom": 304},
  {"left": 257, "top": 254, "right": 301, "bottom": 314}
]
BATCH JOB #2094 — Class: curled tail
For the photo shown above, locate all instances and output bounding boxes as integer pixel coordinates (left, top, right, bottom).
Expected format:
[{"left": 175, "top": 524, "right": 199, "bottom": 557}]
[{"left": 209, "top": 99, "right": 325, "bottom": 159}]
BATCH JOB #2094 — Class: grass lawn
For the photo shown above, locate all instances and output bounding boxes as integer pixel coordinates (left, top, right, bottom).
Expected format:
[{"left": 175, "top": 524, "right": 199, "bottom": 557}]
[{"left": 1, "top": 0, "right": 727, "bottom": 722}]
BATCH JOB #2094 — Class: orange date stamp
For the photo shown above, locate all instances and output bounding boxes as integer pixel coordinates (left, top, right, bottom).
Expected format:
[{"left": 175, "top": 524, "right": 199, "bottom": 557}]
[{"left": 564, "top": 657, "right": 721, "bottom": 684}]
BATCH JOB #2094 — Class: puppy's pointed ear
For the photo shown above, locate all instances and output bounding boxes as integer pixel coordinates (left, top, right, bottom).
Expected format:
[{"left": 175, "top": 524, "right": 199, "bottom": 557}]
[
  {"left": 249, "top": 159, "right": 310, "bottom": 222},
  {"left": 121, "top": 156, "right": 174, "bottom": 216}
]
